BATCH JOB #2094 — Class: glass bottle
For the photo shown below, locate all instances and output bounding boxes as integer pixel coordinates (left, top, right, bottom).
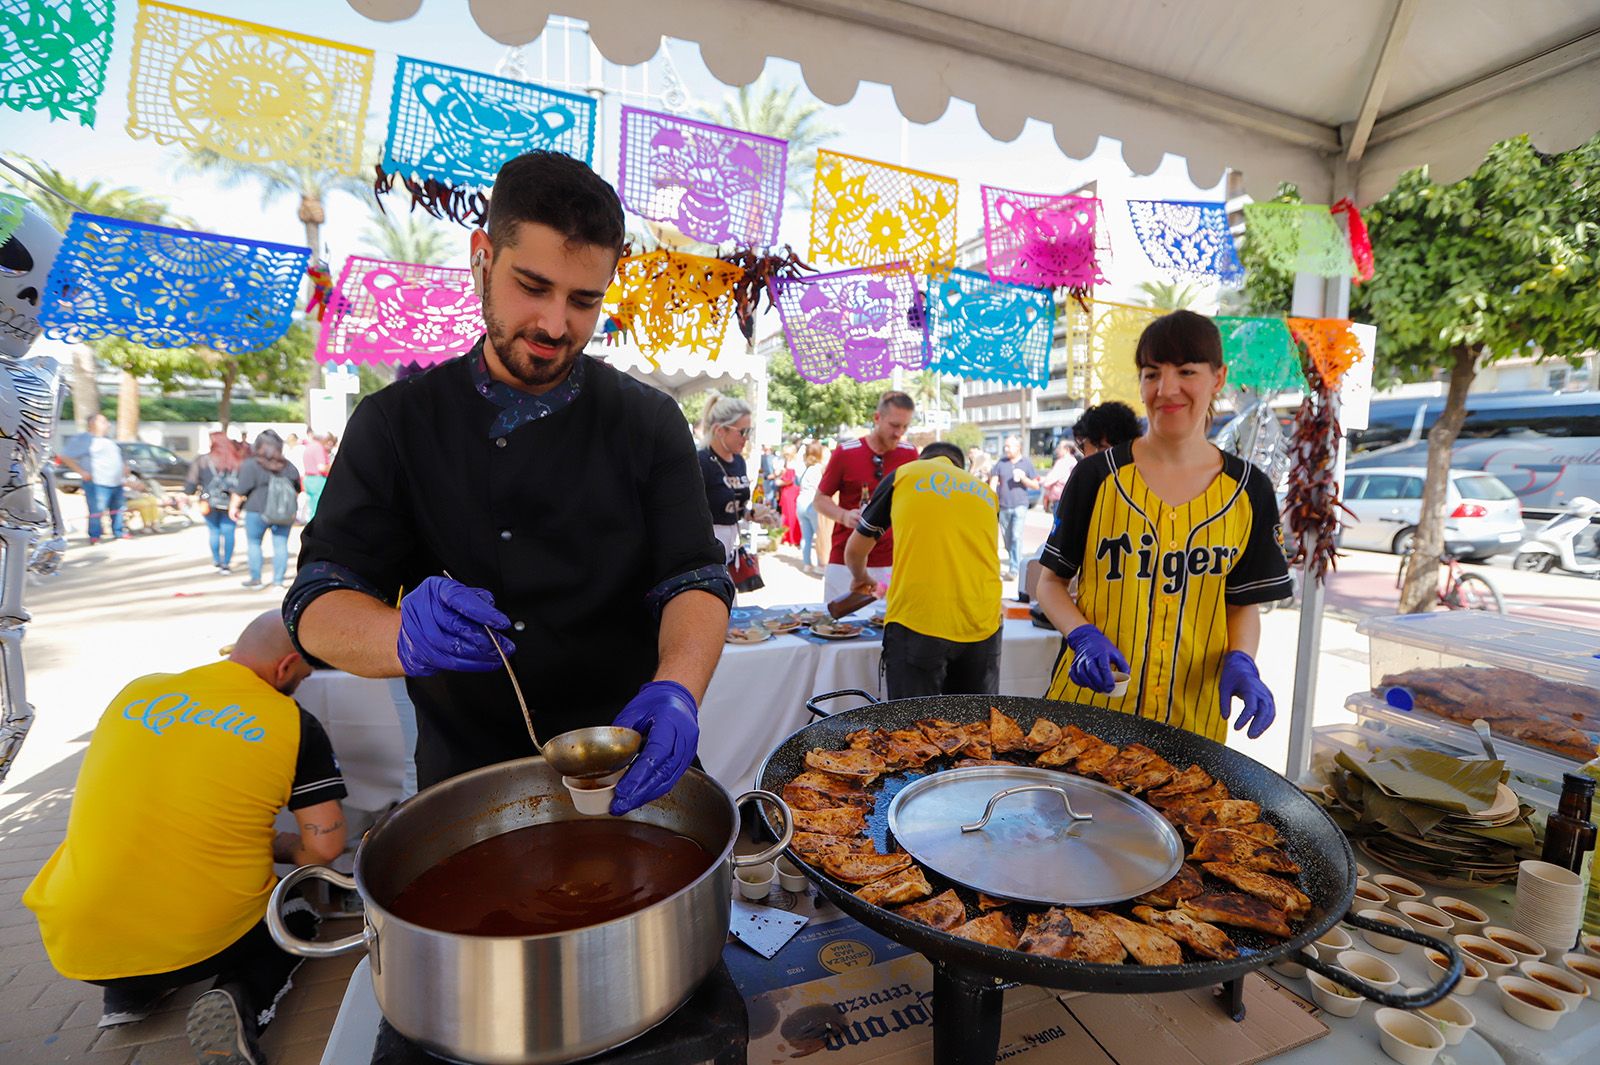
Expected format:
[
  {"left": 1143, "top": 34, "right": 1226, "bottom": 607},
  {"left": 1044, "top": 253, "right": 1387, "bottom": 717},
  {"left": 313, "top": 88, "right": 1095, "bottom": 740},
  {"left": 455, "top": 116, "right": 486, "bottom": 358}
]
[{"left": 1541, "top": 772, "right": 1597, "bottom": 875}]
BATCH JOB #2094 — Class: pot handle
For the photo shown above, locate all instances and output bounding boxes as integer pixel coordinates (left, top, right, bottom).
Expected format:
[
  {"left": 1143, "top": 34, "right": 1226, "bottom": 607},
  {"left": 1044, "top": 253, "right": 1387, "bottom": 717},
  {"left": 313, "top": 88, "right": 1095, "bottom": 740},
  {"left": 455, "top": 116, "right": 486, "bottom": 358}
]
[
  {"left": 267, "top": 865, "right": 371, "bottom": 958},
  {"left": 805, "top": 689, "right": 881, "bottom": 719},
  {"left": 733, "top": 790, "right": 795, "bottom": 867},
  {"left": 1296, "top": 911, "right": 1464, "bottom": 1008}
]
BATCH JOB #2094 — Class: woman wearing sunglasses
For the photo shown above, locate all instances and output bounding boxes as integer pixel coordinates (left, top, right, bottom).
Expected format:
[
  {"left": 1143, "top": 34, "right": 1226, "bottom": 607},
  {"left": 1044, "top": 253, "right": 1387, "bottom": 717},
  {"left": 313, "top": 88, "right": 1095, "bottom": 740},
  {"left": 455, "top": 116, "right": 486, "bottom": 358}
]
[{"left": 698, "top": 393, "right": 760, "bottom": 562}]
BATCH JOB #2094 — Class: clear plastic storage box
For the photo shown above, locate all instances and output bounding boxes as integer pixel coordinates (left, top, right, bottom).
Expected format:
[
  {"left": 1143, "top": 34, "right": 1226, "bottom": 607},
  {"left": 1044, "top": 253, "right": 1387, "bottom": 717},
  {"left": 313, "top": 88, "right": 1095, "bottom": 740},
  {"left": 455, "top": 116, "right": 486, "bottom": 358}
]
[{"left": 1356, "top": 612, "right": 1600, "bottom": 765}]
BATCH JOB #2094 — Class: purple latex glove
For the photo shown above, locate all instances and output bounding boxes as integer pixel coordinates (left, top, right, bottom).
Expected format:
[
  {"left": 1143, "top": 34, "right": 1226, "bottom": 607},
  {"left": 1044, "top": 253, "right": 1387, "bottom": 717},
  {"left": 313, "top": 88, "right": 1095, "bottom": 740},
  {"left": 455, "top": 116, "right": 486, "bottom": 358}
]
[
  {"left": 610, "top": 680, "right": 699, "bottom": 815},
  {"left": 1219, "top": 650, "right": 1275, "bottom": 739},
  {"left": 396, "top": 576, "right": 515, "bottom": 677},
  {"left": 1065, "top": 623, "right": 1129, "bottom": 694}
]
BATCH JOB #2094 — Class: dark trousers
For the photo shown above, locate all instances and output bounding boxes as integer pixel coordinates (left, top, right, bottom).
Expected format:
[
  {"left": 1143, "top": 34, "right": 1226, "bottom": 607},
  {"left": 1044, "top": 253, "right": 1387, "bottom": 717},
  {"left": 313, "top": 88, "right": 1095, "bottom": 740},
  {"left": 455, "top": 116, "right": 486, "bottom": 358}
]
[
  {"left": 90, "top": 907, "right": 317, "bottom": 1034},
  {"left": 882, "top": 622, "right": 1002, "bottom": 700}
]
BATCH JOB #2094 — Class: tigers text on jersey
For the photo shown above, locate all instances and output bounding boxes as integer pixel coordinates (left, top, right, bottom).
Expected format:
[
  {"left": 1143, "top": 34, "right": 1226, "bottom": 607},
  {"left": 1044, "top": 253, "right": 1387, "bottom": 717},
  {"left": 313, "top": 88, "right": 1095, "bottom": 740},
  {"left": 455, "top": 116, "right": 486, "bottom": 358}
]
[{"left": 1041, "top": 444, "right": 1291, "bottom": 741}]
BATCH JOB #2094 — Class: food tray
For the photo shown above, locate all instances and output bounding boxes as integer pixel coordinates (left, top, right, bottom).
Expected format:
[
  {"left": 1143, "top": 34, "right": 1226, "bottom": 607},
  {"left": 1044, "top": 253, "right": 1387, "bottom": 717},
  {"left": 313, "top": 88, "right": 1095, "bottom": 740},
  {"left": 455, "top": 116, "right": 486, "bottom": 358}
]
[
  {"left": 1356, "top": 612, "right": 1600, "bottom": 763},
  {"left": 1324, "top": 711, "right": 1562, "bottom": 817},
  {"left": 1344, "top": 696, "right": 1567, "bottom": 808}
]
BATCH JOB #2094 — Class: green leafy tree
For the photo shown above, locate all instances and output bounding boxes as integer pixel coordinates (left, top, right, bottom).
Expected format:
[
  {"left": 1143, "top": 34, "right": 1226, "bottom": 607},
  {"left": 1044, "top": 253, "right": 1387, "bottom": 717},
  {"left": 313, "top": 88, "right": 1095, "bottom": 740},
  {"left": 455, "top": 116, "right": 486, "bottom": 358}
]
[
  {"left": 1136, "top": 279, "right": 1202, "bottom": 310},
  {"left": 1357, "top": 134, "right": 1600, "bottom": 611},
  {"left": 359, "top": 208, "right": 458, "bottom": 265},
  {"left": 907, "top": 370, "right": 957, "bottom": 417},
  {"left": 205, "top": 321, "right": 316, "bottom": 429},
  {"left": 765, "top": 352, "right": 885, "bottom": 436},
  {"left": 701, "top": 79, "right": 839, "bottom": 212},
  {"left": 945, "top": 421, "right": 982, "bottom": 453}
]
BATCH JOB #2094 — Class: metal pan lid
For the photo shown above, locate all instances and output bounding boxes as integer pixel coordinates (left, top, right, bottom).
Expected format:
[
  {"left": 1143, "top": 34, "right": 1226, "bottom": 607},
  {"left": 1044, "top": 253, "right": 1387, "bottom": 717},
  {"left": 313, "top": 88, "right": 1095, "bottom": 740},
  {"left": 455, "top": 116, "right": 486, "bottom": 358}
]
[{"left": 886, "top": 766, "right": 1183, "bottom": 906}]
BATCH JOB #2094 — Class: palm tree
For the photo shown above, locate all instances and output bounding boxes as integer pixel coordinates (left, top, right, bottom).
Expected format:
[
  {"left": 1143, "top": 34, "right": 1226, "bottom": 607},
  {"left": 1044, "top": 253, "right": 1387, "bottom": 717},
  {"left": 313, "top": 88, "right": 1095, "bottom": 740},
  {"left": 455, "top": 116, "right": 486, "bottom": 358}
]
[
  {"left": 700, "top": 79, "right": 839, "bottom": 212},
  {"left": 358, "top": 208, "right": 458, "bottom": 266},
  {"left": 1136, "top": 279, "right": 1201, "bottom": 310},
  {"left": 3, "top": 159, "right": 177, "bottom": 436},
  {"left": 908, "top": 370, "right": 957, "bottom": 416},
  {"left": 176, "top": 149, "right": 374, "bottom": 257}
]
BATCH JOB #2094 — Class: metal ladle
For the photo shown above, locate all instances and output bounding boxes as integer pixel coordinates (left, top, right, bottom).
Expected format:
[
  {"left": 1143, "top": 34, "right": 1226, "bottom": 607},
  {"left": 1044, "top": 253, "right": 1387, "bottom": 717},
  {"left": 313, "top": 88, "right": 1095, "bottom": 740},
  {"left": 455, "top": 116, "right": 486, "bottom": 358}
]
[{"left": 438, "top": 571, "right": 640, "bottom": 778}]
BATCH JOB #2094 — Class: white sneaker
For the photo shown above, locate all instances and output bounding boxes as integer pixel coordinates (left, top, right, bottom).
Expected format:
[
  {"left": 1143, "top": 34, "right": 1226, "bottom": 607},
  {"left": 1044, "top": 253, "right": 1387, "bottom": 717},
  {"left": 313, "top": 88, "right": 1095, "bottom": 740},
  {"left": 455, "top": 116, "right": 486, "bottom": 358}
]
[{"left": 185, "top": 987, "right": 263, "bottom": 1065}]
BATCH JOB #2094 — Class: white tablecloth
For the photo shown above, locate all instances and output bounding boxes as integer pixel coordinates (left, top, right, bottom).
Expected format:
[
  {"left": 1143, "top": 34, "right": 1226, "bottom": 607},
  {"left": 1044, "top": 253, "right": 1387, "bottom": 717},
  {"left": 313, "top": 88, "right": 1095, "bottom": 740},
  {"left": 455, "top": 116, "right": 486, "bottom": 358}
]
[
  {"left": 702, "top": 616, "right": 1062, "bottom": 795},
  {"left": 294, "top": 617, "right": 1063, "bottom": 804}
]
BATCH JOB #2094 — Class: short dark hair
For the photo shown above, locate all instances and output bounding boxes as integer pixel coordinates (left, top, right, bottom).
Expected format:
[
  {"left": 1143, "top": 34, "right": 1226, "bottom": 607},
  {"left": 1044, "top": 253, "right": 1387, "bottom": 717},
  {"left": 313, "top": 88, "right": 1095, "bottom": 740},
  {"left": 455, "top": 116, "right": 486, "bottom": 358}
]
[
  {"left": 1073, "top": 402, "right": 1143, "bottom": 449},
  {"left": 920, "top": 441, "right": 965, "bottom": 468},
  {"left": 1135, "top": 309, "right": 1223, "bottom": 370},
  {"left": 486, "top": 151, "right": 625, "bottom": 256},
  {"left": 877, "top": 391, "right": 915, "bottom": 413}
]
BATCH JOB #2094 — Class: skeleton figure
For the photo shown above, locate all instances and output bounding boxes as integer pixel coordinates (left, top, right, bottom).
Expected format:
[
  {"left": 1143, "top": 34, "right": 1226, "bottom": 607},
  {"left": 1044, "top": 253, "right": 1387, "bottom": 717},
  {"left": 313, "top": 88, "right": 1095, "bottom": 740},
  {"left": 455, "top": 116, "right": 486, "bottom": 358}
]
[{"left": 0, "top": 201, "right": 68, "bottom": 783}]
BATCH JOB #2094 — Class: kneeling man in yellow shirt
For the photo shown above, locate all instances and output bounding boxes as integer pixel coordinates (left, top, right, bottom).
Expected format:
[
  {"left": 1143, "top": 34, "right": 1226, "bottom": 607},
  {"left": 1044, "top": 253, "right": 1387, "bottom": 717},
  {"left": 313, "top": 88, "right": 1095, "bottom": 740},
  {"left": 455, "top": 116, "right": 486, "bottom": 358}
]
[
  {"left": 25, "top": 611, "right": 347, "bottom": 1065},
  {"left": 845, "top": 442, "right": 1003, "bottom": 698}
]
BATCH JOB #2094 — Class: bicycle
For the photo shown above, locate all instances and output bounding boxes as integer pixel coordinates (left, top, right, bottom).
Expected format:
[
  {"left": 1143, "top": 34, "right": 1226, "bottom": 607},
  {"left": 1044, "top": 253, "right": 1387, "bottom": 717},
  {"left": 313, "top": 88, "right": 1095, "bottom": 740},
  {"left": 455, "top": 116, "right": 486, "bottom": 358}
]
[{"left": 1396, "top": 547, "right": 1505, "bottom": 613}]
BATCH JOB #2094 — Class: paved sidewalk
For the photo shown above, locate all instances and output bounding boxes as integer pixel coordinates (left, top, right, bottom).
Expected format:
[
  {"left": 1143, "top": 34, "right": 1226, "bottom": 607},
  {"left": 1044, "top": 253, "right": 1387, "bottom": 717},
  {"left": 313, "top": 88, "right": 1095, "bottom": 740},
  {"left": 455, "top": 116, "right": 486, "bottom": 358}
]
[{"left": 0, "top": 504, "right": 355, "bottom": 1064}]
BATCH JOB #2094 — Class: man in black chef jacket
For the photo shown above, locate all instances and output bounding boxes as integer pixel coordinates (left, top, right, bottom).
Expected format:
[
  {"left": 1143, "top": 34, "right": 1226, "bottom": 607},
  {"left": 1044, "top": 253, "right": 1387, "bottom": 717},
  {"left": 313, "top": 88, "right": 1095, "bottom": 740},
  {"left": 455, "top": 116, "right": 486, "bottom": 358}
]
[{"left": 283, "top": 151, "right": 733, "bottom": 813}]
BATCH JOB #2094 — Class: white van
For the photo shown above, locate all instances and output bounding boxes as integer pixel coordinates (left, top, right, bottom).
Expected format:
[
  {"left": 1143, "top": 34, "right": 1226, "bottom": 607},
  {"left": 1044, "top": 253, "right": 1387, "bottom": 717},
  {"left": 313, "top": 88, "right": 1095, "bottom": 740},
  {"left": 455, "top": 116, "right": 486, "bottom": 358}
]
[{"left": 1341, "top": 466, "right": 1523, "bottom": 561}]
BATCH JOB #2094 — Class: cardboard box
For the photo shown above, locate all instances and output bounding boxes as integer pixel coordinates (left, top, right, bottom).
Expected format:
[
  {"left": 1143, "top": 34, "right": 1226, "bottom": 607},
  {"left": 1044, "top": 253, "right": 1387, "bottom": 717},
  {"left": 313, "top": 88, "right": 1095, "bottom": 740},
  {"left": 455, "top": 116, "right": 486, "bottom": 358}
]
[{"left": 724, "top": 895, "right": 1326, "bottom": 1065}]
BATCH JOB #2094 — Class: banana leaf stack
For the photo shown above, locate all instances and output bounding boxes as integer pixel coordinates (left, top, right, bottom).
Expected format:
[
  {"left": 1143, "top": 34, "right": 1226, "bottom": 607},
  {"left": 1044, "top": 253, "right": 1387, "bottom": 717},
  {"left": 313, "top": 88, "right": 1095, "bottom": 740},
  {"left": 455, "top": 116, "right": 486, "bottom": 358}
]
[{"left": 1310, "top": 746, "right": 1539, "bottom": 887}]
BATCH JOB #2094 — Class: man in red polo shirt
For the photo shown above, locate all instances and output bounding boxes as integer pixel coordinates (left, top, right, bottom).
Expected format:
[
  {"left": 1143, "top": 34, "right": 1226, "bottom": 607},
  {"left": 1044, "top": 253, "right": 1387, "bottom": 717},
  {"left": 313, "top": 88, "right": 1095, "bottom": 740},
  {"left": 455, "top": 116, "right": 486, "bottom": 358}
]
[{"left": 813, "top": 391, "right": 917, "bottom": 610}]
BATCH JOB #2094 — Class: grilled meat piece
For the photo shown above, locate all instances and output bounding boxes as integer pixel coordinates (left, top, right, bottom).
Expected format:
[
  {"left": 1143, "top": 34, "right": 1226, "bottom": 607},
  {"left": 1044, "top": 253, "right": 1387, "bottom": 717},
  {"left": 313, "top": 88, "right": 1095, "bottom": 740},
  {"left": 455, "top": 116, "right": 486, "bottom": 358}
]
[
  {"left": 854, "top": 865, "right": 933, "bottom": 907},
  {"left": 804, "top": 748, "right": 886, "bottom": 782},
  {"left": 895, "top": 889, "right": 967, "bottom": 930},
  {"left": 783, "top": 785, "right": 870, "bottom": 812},
  {"left": 1023, "top": 718, "right": 1063, "bottom": 753},
  {"left": 1073, "top": 739, "right": 1121, "bottom": 779},
  {"left": 1035, "top": 725, "right": 1097, "bottom": 767},
  {"left": 1189, "top": 829, "right": 1299, "bottom": 874},
  {"left": 820, "top": 850, "right": 914, "bottom": 885},
  {"left": 915, "top": 718, "right": 972, "bottom": 756},
  {"left": 1147, "top": 764, "right": 1213, "bottom": 803},
  {"left": 790, "top": 832, "right": 873, "bottom": 860},
  {"left": 1157, "top": 781, "right": 1232, "bottom": 812},
  {"left": 1090, "top": 909, "right": 1183, "bottom": 966},
  {"left": 955, "top": 758, "right": 1015, "bottom": 768},
  {"left": 1179, "top": 891, "right": 1293, "bottom": 938},
  {"left": 951, "top": 911, "right": 1019, "bottom": 950},
  {"left": 1132, "top": 905, "right": 1240, "bottom": 960},
  {"left": 1224, "top": 820, "right": 1281, "bottom": 846},
  {"left": 977, "top": 892, "right": 1010, "bottom": 911},
  {"left": 989, "top": 707, "right": 1029, "bottom": 753},
  {"left": 1104, "top": 744, "right": 1176, "bottom": 793},
  {"left": 845, "top": 728, "right": 878, "bottom": 749},
  {"left": 883, "top": 728, "right": 943, "bottom": 766},
  {"left": 1170, "top": 799, "right": 1260, "bottom": 830},
  {"left": 1202, "top": 863, "right": 1311, "bottom": 919},
  {"left": 786, "top": 771, "right": 875, "bottom": 803},
  {"left": 1134, "top": 863, "right": 1205, "bottom": 908},
  {"left": 1018, "top": 908, "right": 1127, "bottom": 963},
  {"left": 792, "top": 806, "right": 869, "bottom": 836},
  {"left": 959, "top": 721, "right": 993, "bottom": 759}
]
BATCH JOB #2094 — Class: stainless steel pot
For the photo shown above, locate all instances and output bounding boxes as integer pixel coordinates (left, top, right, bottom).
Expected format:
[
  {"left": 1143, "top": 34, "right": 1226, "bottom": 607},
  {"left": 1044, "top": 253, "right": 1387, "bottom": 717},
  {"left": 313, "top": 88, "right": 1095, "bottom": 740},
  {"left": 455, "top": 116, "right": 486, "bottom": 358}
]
[{"left": 267, "top": 758, "right": 792, "bottom": 1065}]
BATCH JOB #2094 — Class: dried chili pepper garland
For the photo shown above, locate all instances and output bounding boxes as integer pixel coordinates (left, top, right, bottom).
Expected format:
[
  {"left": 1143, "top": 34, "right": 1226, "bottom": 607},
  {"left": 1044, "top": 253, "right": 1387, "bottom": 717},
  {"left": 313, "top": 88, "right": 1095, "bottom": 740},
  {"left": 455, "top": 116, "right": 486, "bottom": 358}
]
[
  {"left": 1283, "top": 361, "right": 1352, "bottom": 581},
  {"left": 723, "top": 245, "right": 815, "bottom": 340}
]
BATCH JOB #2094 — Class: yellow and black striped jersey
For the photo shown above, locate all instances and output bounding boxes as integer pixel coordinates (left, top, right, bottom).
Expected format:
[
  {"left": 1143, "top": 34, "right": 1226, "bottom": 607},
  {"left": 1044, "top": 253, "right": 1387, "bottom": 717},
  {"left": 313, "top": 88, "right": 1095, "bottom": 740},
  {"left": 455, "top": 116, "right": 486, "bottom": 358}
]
[{"left": 1041, "top": 444, "right": 1291, "bottom": 741}]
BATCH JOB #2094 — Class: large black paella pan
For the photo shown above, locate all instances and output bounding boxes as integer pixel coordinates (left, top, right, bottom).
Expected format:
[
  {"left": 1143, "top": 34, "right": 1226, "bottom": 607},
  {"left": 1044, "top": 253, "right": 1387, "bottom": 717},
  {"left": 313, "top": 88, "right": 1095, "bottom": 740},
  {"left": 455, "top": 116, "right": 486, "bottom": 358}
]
[{"left": 755, "top": 691, "right": 1463, "bottom": 1065}]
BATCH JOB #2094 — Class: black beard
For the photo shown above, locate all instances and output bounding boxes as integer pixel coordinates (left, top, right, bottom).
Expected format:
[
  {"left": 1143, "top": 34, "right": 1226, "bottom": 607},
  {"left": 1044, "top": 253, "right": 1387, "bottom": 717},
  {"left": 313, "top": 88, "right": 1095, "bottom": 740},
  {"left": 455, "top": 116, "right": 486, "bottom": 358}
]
[{"left": 481, "top": 294, "right": 580, "bottom": 390}]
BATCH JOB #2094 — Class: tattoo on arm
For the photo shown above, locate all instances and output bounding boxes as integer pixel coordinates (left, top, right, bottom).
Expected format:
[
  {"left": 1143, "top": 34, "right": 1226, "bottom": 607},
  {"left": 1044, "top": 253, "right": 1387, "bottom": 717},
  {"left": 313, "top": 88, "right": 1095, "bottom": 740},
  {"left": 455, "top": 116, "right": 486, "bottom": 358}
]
[{"left": 305, "top": 819, "right": 344, "bottom": 837}]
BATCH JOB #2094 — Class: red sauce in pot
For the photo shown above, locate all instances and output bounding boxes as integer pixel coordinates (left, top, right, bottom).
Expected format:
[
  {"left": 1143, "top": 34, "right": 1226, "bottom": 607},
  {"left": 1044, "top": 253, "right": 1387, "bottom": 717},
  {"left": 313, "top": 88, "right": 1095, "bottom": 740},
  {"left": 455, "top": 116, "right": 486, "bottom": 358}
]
[{"left": 387, "top": 820, "right": 714, "bottom": 936}]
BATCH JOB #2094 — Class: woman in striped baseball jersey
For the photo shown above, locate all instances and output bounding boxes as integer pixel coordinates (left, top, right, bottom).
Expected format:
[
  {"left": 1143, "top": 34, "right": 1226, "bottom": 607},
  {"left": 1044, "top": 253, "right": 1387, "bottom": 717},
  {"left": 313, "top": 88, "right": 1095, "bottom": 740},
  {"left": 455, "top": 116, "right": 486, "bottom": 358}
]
[{"left": 1036, "top": 311, "right": 1291, "bottom": 742}]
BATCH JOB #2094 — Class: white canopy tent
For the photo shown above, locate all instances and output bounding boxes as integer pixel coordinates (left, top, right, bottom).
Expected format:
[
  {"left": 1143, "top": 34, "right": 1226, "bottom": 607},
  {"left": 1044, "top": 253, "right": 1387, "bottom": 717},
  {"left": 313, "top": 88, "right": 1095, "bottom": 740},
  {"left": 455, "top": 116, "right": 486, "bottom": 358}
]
[{"left": 347, "top": 0, "right": 1600, "bottom": 780}]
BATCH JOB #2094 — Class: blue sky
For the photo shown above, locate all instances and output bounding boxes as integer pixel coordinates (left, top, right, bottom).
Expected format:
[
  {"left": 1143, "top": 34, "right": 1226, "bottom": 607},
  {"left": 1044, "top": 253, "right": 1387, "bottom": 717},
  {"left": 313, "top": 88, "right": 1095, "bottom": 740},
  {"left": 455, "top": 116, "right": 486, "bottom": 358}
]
[{"left": 3, "top": 1, "right": 1223, "bottom": 307}]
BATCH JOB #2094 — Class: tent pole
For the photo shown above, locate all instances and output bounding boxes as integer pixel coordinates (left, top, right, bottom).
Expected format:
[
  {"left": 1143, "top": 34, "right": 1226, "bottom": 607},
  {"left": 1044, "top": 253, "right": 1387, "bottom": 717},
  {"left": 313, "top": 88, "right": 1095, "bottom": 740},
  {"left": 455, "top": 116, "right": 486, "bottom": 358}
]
[{"left": 1285, "top": 164, "right": 1356, "bottom": 783}]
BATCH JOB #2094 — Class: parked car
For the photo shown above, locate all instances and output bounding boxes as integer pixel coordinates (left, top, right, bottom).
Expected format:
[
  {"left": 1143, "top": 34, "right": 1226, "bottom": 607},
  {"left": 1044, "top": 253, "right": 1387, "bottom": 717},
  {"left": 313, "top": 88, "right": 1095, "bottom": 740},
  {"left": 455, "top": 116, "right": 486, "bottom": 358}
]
[
  {"left": 53, "top": 441, "right": 190, "bottom": 493},
  {"left": 1340, "top": 466, "right": 1523, "bottom": 561}
]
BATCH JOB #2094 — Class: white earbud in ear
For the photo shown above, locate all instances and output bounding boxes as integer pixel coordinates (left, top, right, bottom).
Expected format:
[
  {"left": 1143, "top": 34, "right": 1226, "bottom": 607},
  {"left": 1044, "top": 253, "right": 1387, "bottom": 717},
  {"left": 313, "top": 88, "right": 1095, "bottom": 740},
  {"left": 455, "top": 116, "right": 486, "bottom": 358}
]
[{"left": 470, "top": 250, "right": 486, "bottom": 298}]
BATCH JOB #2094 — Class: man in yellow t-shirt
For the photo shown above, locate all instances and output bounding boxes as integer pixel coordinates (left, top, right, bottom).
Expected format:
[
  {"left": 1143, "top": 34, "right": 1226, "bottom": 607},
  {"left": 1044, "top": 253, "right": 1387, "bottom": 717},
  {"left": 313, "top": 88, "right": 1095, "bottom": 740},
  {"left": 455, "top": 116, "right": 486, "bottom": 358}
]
[
  {"left": 24, "top": 612, "right": 346, "bottom": 1065},
  {"left": 844, "top": 442, "right": 1002, "bottom": 698}
]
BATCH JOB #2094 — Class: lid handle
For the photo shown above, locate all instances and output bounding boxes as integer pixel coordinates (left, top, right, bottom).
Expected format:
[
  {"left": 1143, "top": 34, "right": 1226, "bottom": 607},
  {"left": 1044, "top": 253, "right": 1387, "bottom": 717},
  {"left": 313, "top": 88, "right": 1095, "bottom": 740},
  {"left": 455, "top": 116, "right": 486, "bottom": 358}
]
[{"left": 961, "top": 784, "right": 1094, "bottom": 833}]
